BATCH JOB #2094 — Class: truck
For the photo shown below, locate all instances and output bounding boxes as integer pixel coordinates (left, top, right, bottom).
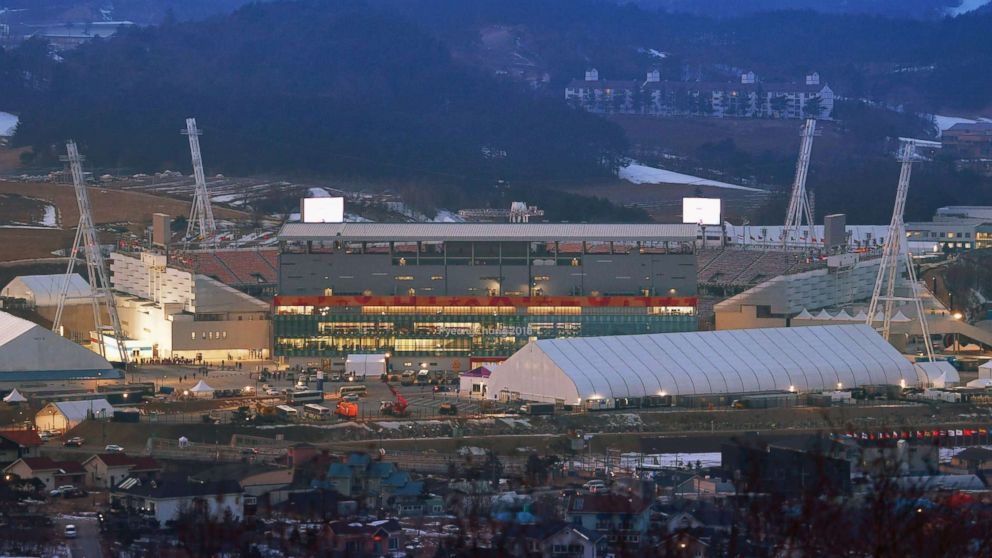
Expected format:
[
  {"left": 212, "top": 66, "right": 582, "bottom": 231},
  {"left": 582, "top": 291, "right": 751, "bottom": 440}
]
[
  {"left": 335, "top": 400, "right": 359, "bottom": 419},
  {"left": 520, "top": 403, "right": 555, "bottom": 416}
]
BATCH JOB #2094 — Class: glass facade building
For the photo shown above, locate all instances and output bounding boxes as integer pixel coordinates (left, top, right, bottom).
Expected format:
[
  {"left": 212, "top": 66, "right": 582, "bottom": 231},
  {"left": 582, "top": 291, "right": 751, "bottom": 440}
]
[{"left": 275, "top": 223, "right": 700, "bottom": 368}]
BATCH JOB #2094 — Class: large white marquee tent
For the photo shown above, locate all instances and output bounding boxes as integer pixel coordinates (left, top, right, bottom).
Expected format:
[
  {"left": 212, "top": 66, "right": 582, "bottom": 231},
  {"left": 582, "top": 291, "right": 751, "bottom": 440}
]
[
  {"left": 486, "top": 324, "right": 918, "bottom": 404},
  {"left": 0, "top": 311, "right": 118, "bottom": 382}
]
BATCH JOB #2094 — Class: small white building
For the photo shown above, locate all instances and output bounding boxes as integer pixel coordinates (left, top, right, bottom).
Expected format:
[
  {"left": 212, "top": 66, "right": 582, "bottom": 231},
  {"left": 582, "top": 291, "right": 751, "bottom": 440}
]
[
  {"left": 111, "top": 475, "right": 244, "bottom": 526},
  {"left": 35, "top": 399, "right": 114, "bottom": 433}
]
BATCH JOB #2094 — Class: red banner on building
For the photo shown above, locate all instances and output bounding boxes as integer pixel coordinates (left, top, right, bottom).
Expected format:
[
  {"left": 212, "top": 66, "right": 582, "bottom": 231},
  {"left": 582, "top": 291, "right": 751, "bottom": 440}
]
[{"left": 273, "top": 294, "right": 698, "bottom": 308}]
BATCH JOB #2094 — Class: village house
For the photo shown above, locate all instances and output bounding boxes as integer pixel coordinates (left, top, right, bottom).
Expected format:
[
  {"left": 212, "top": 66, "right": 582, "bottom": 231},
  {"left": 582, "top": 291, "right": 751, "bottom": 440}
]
[
  {"left": 111, "top": 473, "right": 244, "bottom": 527},
  {"left": 566, "top": 69, "right": 834, "bottom": 120},
  {"left": 325, "top": 519, "right": 404, "bottom": 555},
  {"left": 3, "top": 456, "right": 86, "bottom": 489},
  {"left": 82, "top": 453, "right": 162, "bottom": 489},
  {"left": 0, "top": 430, "right": 43, "bottom": 465}
]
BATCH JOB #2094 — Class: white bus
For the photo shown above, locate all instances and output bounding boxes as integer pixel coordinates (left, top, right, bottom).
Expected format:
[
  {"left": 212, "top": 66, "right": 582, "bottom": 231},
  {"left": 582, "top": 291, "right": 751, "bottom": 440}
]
[
  {"left": 303, "top": 403, "right": 332, "bottom": 420},
  {"left": 275, "top": 405, "right": 299, "bottom": 419}
]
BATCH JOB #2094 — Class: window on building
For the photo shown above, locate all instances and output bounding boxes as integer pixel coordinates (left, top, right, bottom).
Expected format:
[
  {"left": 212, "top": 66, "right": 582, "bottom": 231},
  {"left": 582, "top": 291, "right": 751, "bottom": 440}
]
[{"left": 191, "top": 332, "right": 196, "bottom": 340}]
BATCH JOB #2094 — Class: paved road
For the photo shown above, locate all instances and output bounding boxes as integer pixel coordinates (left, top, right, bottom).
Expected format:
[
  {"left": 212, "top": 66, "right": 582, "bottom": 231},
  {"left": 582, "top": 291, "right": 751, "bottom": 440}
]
[{"left": 56, "top": 516, "right": 102, "bottom": 558}]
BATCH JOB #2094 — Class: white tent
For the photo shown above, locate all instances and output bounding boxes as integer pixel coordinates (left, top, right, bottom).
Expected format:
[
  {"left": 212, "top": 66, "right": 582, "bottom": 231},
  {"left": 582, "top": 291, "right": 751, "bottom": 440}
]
[
  {"left": 0, "top": 311, "right": 117, "bottom": 381},
  {"left": 36, "top": 399, "right": 113, "bottom": 432},
  {"left": 3, "top": 388, "right": 27, "bottom": 403},
  {"left": 853, "top": 310, "right": 869, "bottom": 321},
  {"left": 979, "top": 360, "right": 992, "bottom": 380},
  {"left": 891, "top": 311, "right": 911, "bottom": 322},
  {"left": 345, "top": 353, "right": 387, "bottom": 378},
  {"left": 833, "top": 309, "right": 854, "bottom": 321},
  {"left": 966, "top": 378, "right": 992, "bottom": 389},
  {"left": 487, "top": 324, "right": 917, "bottom": 404},
  {"left": 189, "top": 380, "right": 215, "bottom": 398},
  {"left": 1, "top": 274, "right": 92, "bottom": 307},
  {"left": 915, "top": 361, "right": 960, "bottom": 388},
  {"left": 814, "top": 309, "right": 833, "bottom": 320},
  {"left": 793, "top": 309, "right": 814, "bottom": 320}
]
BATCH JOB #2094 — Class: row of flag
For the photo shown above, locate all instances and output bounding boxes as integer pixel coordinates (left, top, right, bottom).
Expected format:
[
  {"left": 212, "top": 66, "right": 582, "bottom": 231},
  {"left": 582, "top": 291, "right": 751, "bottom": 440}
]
[{"left": 840, "top": 428, "right": 987, "bottom": 441}]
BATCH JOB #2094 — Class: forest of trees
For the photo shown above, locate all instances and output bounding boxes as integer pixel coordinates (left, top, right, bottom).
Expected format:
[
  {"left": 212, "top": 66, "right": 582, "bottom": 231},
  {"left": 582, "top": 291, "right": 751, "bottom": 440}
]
[{"left": 7, "top": 1, "right": 628, "bottom": 192}]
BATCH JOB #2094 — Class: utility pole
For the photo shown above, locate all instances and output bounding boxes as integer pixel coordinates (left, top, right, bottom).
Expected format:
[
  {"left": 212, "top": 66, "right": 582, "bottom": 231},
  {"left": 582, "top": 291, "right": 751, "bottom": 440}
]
[
  {"left": 866, "top": 137, "right": 941, "bottom": 362},
  {"left": 183, "top": 117, "right": 216, "bottom": 247},
  {"left": 53, "top": 141, "right": 129, "bottom": 366},
  {"left": 783, "top": 118, "right": 818, "bottom": 249}
]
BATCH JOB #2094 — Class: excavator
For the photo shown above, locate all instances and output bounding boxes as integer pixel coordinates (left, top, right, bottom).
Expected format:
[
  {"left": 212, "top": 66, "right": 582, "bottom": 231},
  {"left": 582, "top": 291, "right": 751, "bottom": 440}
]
[{"left": 379, "top": 381, "right": 409, "bottom": 416}]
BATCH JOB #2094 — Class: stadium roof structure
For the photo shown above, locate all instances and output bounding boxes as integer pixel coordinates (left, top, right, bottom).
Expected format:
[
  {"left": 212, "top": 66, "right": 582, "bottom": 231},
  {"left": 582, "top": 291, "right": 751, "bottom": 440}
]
[
  {"left": 0, "top": 311, "right": 118, "bottom": 381},
  {"left": 487, "top": 324, "right": 918, "bottom": 404},
  {"left": 278, "top": 222, "right": 698, "bottom": 242},
  {"left": 1, "top": 274, "right": 91, "bottom": 307}
]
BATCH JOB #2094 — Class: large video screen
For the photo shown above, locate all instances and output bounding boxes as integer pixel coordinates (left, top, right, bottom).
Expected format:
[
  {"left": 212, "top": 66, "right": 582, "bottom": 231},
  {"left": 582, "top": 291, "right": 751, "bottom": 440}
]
[
  {"left": 682, "top": 197, "right": 721, "bottom": 225},
  {"left": 302, "top": 197, "right": 344, "bottom": 223}
]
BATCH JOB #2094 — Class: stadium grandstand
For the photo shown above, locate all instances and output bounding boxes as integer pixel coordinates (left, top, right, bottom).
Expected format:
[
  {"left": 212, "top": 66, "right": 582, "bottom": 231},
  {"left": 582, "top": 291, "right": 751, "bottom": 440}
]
[
  {"left": 170, "top": 248, "right": 278, "bottom": 299},
  {"left": 274, "top": 222, "right": 700, "bottom": 370}
]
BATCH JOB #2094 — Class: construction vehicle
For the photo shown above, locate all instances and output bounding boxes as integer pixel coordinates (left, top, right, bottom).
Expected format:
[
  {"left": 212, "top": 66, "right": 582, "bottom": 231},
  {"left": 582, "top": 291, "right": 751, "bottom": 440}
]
[
  {"left": 335, "top": 400, "right": 358, "bottom": 419},
  {"left": 438, "top": 402, "right": 458, "bottom": 416},
  {"left": 379, "top": 381, "right": 409, "bottom": 416}
]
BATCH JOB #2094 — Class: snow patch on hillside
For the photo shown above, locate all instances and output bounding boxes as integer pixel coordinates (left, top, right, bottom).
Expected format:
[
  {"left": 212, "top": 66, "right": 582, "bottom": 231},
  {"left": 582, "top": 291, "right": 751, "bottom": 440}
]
[
  {"left": 619, "top": 162, "right": 766, "bottom": 192},
  {"left": 0, "top": 112, "right": 18, "bottom": 137},
  {"left": 947, "top": 0, "right": 991, "bottom": 16}
]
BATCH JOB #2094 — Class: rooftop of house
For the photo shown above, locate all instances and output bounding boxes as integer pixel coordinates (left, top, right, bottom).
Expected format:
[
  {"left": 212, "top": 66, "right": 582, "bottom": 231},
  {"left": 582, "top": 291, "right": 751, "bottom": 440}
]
[
  {"left": 327, "top": 519, "right": 402, "bottom": 536},
  {"left": 567, "top": 494, "right": 651, "bottom": 515},
  {"left": 112, "top": 473, "right": 243, "bottom": 499},
  {"left": 6, "top": 456, "right": 84, "bottom": 474},
  {"left": 0, "top": 429, "right": 43, "bottom": 448},
  {"left": 86, "top": 453, "right": 161, "bottom": 471},
  {"left": 953, "top": 447, "right": 992, "bottom": 463}
]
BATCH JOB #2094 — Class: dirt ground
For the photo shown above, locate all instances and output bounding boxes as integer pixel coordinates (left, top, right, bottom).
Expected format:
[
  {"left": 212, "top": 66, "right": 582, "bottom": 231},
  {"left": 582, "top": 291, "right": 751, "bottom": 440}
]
[{"left": 0, "top": 181, "right": 249, "bottom": 261}]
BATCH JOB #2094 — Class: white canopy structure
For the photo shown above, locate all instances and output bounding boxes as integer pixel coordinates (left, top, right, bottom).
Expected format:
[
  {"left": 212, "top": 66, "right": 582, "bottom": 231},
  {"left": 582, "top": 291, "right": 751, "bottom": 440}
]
[
  {"left": 0, "top": 311, "right": 117, "bottom": 381},
  {"left": 915, "top": 361, "right": 960, "bottom": 388},
  {"left": 793, "top": 309, "right": 813, "bottom": 320},
  {"left": 189, "top": 380, "right": 215, "bottom": 398},
  {"left": 345, "top": 353, "right": 387, "bottom": 378},
  {"left": 1, "top": 274, "right": 91, "bottom": 307},
  {"left": 814, "top": 309, "right": 833, "bottom": 320},
  {"left": 833, "top": 309, "right": 854, "bottom": 321},
  {"left": 979, "top": 360, "right": 992, "bottom": 380},
  {"left": 487, "top": 324, "right": 918, "bottom": 404},
  {"left": 3, "top": 388, "right": 27, "bottom": 403}
]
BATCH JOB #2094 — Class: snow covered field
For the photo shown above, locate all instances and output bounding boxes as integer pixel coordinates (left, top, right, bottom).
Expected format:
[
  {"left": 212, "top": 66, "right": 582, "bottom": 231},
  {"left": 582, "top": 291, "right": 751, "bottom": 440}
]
[
  {"left": 619, "top": 162, "right": 766, "bottom": 192},
  {"left": 0, "top": 112, "right": 18, "bottom": 137}
]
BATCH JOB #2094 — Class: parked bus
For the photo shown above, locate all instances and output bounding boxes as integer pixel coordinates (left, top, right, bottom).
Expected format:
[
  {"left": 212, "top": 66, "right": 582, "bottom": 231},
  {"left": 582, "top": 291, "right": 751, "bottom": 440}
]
[
  {"left": 286, "top": 390, "right": 324, "bottom": 405},
  {"left": 338, "top": 385, "right": 368, "bottom": 398},
  {"left": 275, "top": 405, "right": 299, "bottom": 419},
  {"left": 303, "top": 403, "right": 332, "bottom": 420}
]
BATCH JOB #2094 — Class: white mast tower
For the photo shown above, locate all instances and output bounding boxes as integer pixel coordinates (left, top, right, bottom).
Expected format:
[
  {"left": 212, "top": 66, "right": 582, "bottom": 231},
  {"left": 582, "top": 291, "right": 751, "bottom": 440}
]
[
  {"left": 783, "top": 118, "right": 818, "bottom": 249},
  {"left": 53, "top": 141, "right": 129, "bottom": 364},
  {"left": 866, "top": 137, "right": 941, "bottom": 362},
  {"left": 183, "top": 117, "right": 216, "bottom": 245}
]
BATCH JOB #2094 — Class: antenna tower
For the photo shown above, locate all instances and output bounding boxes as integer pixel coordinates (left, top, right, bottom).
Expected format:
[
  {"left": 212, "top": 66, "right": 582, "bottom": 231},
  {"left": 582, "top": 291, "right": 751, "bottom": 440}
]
[
  {"left": 866, "top": 137, "right": 941, "bottom": 361},
  {"left": 183, "top": 117, "right": 216, "bottom": 246},
  {"left": 783, "top": 118, "right": 818, "bottom": 249},
  {"left": 53, "top": 141, "right": 129, "bottom": 364}
]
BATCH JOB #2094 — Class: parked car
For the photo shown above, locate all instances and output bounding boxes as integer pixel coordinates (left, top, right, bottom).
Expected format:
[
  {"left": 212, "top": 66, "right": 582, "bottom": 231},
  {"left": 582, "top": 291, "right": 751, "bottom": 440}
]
[
  {"left": 63, "top": 488, "right": 88, "bottom": 499},
  {"left": 64, "top": 525, "right": 77, "bottom": 539},
  {"left": 583, "top": 480, "right": 607, "bottom": 493},
  {"left": 63, "top": 436, "right": 85, "bottom": 447},
  {"left": 240, "top": 447, "right": 259, "bottom": 456},
  {"left": 50, "top": 485, "right": 76, "bottom": 497},
  {"left": 266, "top": 389, "right": 281, "bottom": 396},
  {"left": 105, "top": 444, "right": 125, "bottom": 453},
  {"left": 438, "top": 402, "right": 458, "bottom": 415},
  {"left": 330, "top": 373, "right": 342, "bottom": 382}
]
